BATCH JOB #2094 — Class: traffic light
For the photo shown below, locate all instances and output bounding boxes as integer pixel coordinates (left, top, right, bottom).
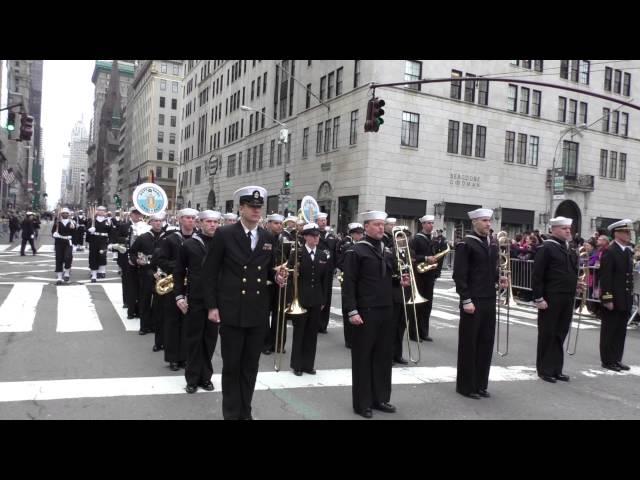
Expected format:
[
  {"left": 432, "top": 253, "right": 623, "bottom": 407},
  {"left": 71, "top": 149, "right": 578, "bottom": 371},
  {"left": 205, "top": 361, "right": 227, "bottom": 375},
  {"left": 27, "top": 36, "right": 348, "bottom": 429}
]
[
  {"left": 113, "top": 194, "right": 121, "bottom": 208},
  {"left": 364, "top": 98, "right": 375, "bottom": 132},
  {"left": 6, "top": 112, "right": 16, "bottom": 131},
  {"left": 20, "top": 114, "right": 34, "bottom": 142},
  {"left": 284, "top": 172, "right": 291, "bottom": 188},
  {"left": 372, "top": 97, "right": 385, "bottom": 132}
]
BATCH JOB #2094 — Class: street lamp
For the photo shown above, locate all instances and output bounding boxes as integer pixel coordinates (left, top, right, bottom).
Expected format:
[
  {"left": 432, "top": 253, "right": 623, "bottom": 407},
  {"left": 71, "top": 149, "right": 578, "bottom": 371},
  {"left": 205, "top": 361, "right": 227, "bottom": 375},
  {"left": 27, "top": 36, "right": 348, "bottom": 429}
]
[
  {"left": 240, "top": 105, "right": 288, "bottom": 129},
  {"left": 434, "top": 202, "right": 445, "bottom": 217}
]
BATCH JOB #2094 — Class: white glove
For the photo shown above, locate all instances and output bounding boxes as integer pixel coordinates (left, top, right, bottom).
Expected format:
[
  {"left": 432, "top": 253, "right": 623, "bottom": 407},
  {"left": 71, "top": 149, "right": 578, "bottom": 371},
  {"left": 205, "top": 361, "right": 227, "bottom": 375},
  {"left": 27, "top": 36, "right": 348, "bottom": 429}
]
[
  {"left": 88, "top": 227, "right": 96, "bottom": 234},
  {"left": 30, "top": 234, "right": 34, "bottom": 239},
  {"left": 53, "top": 232, "right": 61, "bottom": 239}
]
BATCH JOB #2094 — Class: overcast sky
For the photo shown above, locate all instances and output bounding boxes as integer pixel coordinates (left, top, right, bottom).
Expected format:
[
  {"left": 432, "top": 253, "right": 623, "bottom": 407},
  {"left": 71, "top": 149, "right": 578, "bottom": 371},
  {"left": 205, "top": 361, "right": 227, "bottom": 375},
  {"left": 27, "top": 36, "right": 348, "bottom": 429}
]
[{"left": 41, "top": 60, "right": 95, "bottom": 208}]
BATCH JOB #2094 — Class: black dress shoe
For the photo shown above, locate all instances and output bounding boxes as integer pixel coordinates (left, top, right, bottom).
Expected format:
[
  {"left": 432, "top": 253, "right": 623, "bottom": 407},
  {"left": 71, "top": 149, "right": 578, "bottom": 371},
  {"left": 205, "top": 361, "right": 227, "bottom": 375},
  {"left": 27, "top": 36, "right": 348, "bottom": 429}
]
[
  {"left": 169, "top": 362, "right": 180, "bottom": 371},
  {"left": 393, "top": 357, "right": 409, "bottom": 365},
  {"left": 127, "top": 314, "right": 136, "bottom": 320},
  {"left": 318, "top": 329, "right": 328, "bottom": 334},
  {"left": 539, "top": 374, "right": 557, "bottom": 383},
  {"left": 138, "top": 330, "right": 147, "bottom": 335},
  {"left": 293, "top": 370, "right": 303, "bottom": 376},
  {"left": 56, "top": 280, "right": 63, "bottom": 286},
  {"left": 617, "top": 362, "right": 631, "bottom": 371},
  {"left": 91, "top": 278, "right": 97, "bottom": 283},
  {"left": 356, "top": 408, "right": 373, "bottom": 418},
  {"left": 178, "top": 361, "right": 186, "bottom": 369},
  {"left": 478, "top": 389, "right": 491, "bottom": 398},
  {"left": 303, "top": 368, "right": 316, "bottom": 375},
  {"left": 420, "top": 336, "right": 433, "bottom": 342},
  {"left": 198, "top": 381, "right": 215, "bottom": 391},
  {"left": 602, "top": 363, "right": 622, "bottom": 372},
  {"left": 554, "top": 374, "right": 570, "bottom": 382},
  {"left": 459, "top": 391, "right": 481, "bottom": 399},
  {"left": 152, "top": 344, "right": 164, "bottom": 352},
  {"left": 345, "top": 343, "right": 352, "bottom": 349},
  {"left": 372, "top": 402, "right": 397, "bottom": 413},
  {"left": 262, "top": 348, "right": 272, "bottom": 355},
  {"left": 185, "top": 384, "right": 197, "bottom": 394}
]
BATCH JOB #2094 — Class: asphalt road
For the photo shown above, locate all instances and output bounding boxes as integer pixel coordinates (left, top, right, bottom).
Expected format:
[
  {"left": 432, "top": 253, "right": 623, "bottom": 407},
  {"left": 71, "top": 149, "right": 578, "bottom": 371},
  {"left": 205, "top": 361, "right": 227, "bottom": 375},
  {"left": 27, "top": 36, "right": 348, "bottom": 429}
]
[{"left": 0, "top": 222, "right": 639, "bottom": 419}]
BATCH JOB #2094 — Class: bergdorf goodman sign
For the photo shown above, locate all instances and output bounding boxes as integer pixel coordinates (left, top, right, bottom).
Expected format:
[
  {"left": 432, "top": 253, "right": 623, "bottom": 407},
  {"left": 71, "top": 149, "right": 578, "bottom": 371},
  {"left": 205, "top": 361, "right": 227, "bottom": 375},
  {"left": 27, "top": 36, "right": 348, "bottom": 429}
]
[{"left": 450, "top": 172, "right": 480, "bottom": 188}]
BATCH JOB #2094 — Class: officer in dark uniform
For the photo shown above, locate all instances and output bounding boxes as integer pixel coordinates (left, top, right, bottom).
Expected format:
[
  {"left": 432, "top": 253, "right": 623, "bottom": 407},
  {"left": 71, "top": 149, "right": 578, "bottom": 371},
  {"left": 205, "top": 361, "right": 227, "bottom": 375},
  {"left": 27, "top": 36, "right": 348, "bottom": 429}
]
[
  {"left": 316, "top": 212, "right": 337, "bottom": 334},
  {"left": 73, "top": 210, "right": 88, "bottom": 252},
  {"left": 129, "top": 212, "right": 165, "bottom": 335},
  {"left": 202, "top": 185, "right": 286, "bottom": 420},
  {"left": 124, "top": 208, "right": 145, "bottom": 319},
  {"left": 410, "top": 214, "right": 439, "bottom": 342},
  {"left": 336, "top": 222, "right": 364, "bottom": 349},
  {"left": 288, "top": 222, "right": 329, "bottom": 375},
  {"left": 342, "top": 211, "right": 409, "bottom": 418},
  {"left": 110, "top": 210, "right": 132, "bottom": 306},
  {"left": 87, "top": 206, "right": 112, "bottom": 282},
  {"left": 154, "top": 208, "right": 198, "bottom": 370},
  {"left": 532, "top": 216, "right": 578, "bottom": 383},
  {"left": 453, "top": 208, "right": 507, "bottom": 399},
  {"left": 20, "top": 212, "right": 37, "bottom": 255},
  {"left": 52, "top": 207, "right": 75, "bottom": 284},
  {"left": 599, "top": 219, "right": 635, "bottom": 371},
  {"left": 175, "top": 210, "right": 222, "bottom": 393}
]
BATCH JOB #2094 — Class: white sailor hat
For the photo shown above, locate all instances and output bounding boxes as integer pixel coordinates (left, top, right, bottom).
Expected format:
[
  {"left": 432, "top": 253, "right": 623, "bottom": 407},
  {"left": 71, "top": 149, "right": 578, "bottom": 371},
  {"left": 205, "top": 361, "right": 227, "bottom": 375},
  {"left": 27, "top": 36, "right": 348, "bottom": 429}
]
[
  {"left": 549, "top": 216, "right": 573, "bottom": 227},
  {"left": 148, "top": 212, "right": 166, "bottom": 221},
  {"left": 267, "top": 213, "right": 285, "bottom": 222},
  {"left": 385, "top": 217, "right": 397, "bottom": 224},
  {"left": 97, "top": 205, "right": 107, "bottom": 211},
  {"left": 284, "top": 215, "right": 297, "bottom": 225},
  {"left": 316, "top": 212, "right": 328, "bottom": 220},
  {"left": 419, "top": 214, "right": 435, "bottom": 223},
  {"left": 302, "top": 222, "right": 321, "bottom": 235},
  {"left": 178, "top": 208, "right": 199, "bottom": 218},
  {"left": 223, "top": 212, "right": 238, "bottom": 221},
  {"left": 26, "top": 211, "right": 34, "bottom": 215},
  {"left": 348, "top": 222, "right": 364, "bottom": 233},
  {"left": 129, "top": 207, "right": 142, "bottom": 214},
  {"left": 199, "top": 210, "right": 222, "bottom": 221},
  {"left": 61, "top": 207, "right": 71, "bottom": 214},
  {"left": 467, "top": 208, "right": 493, "bottom": 220},
  {"left": 234, "top": 185, "right": 267, "bottom": 207},
  {"left": 607, "top": 218, "right": 633, "bottom": 232},
  {"left": 359, "top": 211, "right": 388, "bottom": 222}
]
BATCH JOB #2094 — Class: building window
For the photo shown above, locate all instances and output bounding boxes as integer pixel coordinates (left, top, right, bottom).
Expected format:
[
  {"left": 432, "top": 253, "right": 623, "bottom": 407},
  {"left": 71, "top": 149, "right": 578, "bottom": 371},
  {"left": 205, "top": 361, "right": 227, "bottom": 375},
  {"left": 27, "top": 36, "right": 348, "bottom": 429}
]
[
  {"left": 158, "top": 131, "right": 164, "bottom": 143},
  {"left": 475, "top": 125, "right": 486, "bottom": 158},
  {"left": 532, "top": 90, "right": 541, "bottom": 117},
  {"left": 447, "top": 120, "right": 460, "bottom": 154},
  {"left": 621, "top": 112, "right": 629, "bottom": 136},
  {"left": 350, "top": 110, "right": 358, "bottom": 145},
  {"left": 464, "top": 74, "right": 476, "bottom": 102},
  {"left": 159, "top": 114, "right": 165, "bottom": 126},
  {"left": 517, "top": 133, "right": 527, "bottom": 164},
  {"left": 519, "top": 87, "right": 530, "bottom": 114},
  {"left": 157, "top": 149, "right": 163, "bottom": 161},
  {"left": 507, "top": 84, "right": 518, "bottom": 112},
  {"left": 270, "top": 140, "right": 275, "bottom": 167},
  {"left": 614, "top": 70, "right": 622, "bottom": 94},
  {"left": 478, "top": 79, "right": 489, "bottom": 106},
  {"left": 320, "top": 76, "right": 326, "bottom": 100},
  {"left": 558, "top": 97, "right": 567, "bottom": 122},
  {"left": 579, "top": 60, "right": 590, "bottom": 84},
  {"left": 522, "top": 60, "right": 531, "bottom": 69},
  {"left": 169, "top": 150, "right": 175, "bottom": 161},
  {"left": 252, "top": 146, "right": 257, "bottom": 171},
  {"left": 172, "top": 81, "right": 178, "bottom": 93},
  {"left": 405, "top": 60, "right": 422, "bottom": 91},
  {"left": 461, "top": 123, "right": 473, "bottom": 156},
  {"left": 602, "top": 108, "right": 610, "bottom": 132},
  {"left": 560, "top": 60, "right": 569, "bottom": 79},
  {"left": 623, "top": 72, "right": 631, "bottom": 96},
  {"left": 156, "top": 167, "right": 162, "bottom": 179},
  {"left": 170, "top": 116, "right": 176, "bottom": 127},
  {"left": 600, "top": 149, "right": 608, "bottom": 177},
  {"left": 562, "top": 140, "right": 579, "bottom": 177},
  {"left": 263, "top": 72, "right": 267, "bottom": 94},
  {"left": 160, "top": 79, "right": 167, "bottom": 91},
  {"left": 450, "top": 70, "right": 462, "bottom": 99},
  {"left": 238, "top": 152, "right": 242, "bottom": 175},
  {"left": 612, "top": 110, "right": 619, "bottom": 134},
  {"left": 195, "top": 166, "right": 201, "bottom": 184},
  {"left": 246, "top": 149, "right": 251, "bottom": 172},
  {"left": 579, "top": 102, "right": 588, "bottom": 125},
  {"left": 504, "top": 131, "right": 515, "bottom": 163},
  {"left": 257, "top": 77, "right": 261, "bottom": 97},
  {"left": 604, "top": 67, "right": 612, "bottom": 91},
  {"left": 354, "top": 60, "right": 361, "bottom": 88},
  {"left": 303, "top": 127, "right": 309, "bottom": 158},
  {"left": 328, "top": 72, "right": 335, "bottom": 99},
  {"left": 609, "top": 151, "right": 618, "bottom": 178},
  {"left": 168, "top": 167, "right": 174, "bottom": 179},
  {"left": 401, "top": 111, "right": 420, "bottom": 148},
  {"left": 259, "top": 144, "right": 264, "bottom": 170},
  {"left": 227, "top": 154, "right": 236, "bottom": 177},
  {"left": 161, "top": 63, "right": 167, "bottom": 73},
  {"left": 570, "top": 60, "right": 579, "bottom": 82},
  {"left": 277, "top": 142, "right": 283, "bottom": 165},
  {"left": 332, "top": 117, "right": 340, "bottom": 149},
  {"left": 160, "top": 96, "right": 166, "bottom": 108},
  {"left": 316, "top": 123, "right": 323, "bottom": 154},
  {"left": 529, "top": 136, "right": 539, "bottom": 166},
  {"left": 324, "top": 120, "right": 331, "bottom": 152},
  {"left": 249, "top": 114, "right": 253, "bottom": 134},
  {"left": 568, "top": 99, "right": 577, "bottom": 125},
  {"left": 171, "top": 98, "right": 177, "bottom": 109},
  {"left": 619, "top": 153, "right": 627, "bottom": 180},
  {"left": 534, "top": 60, "right": 543, "bottom": 72},
  {"left": 173, "top": 64, "right": 179, "bottom": 75},
  {"left": 336, "top": 67, "right": 343, "bottom": 96},
  {"left": 306, "top": 83, "right": 311, "bottom": 109}
]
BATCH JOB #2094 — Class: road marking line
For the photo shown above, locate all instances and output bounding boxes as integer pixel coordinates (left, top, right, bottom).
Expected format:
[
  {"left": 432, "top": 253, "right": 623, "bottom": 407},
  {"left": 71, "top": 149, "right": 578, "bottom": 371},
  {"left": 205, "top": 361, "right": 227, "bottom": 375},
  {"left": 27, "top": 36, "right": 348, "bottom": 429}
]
[
  {"left": 10, "top": 245, "right": 55, "bottom": 253},
  {"left": 100, "top": 283, "right": 139, "bottom": 331},
  {"left": 0, "top": 283, "right": 45, "bottom": 332},
  {"left": 56, "top": 285, "right": 102, "bottom": 332}
]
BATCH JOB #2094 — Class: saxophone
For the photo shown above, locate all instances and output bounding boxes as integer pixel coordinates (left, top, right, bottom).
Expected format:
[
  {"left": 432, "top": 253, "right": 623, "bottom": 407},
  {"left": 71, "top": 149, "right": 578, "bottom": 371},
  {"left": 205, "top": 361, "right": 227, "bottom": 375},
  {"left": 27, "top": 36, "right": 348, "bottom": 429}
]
[{"left": 416, "top": 243, "right": 451, "bottom": 274}]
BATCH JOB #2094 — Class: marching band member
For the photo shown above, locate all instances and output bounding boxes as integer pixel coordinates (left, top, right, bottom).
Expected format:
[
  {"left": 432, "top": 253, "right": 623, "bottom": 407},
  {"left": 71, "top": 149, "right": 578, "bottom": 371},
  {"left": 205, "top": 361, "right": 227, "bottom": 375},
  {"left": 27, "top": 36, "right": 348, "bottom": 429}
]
[
  {"left": 599, "top": 219, "right": 635, "bottom": 371},
  {"left": 531, "top": 216, "right": 578, "bottom": 383},
  {"left": 130, "top": 212, "right": 165, "bottom": 336},
  {"left": 287, "top": 222, "right": 329, "bottom": 376},
  {"left": 174, "top": 210, "right": 222, "bottom": 393},
  {"left": 125, "top": 207, "right": 144, "bottom": 320},
  {"left": 73, "top": 210, "right": 88, "bottom": 252},
  {"left": 410, "top": 214, "right": 438, "bottom": 343},
  {"left": 154, "top": 208, "right": 198, "bottom": 370},
  {"left": 336, "top": 222, "right": 364, "bottom": 349},
  {"left": 342, "top": 211, "right": 409, "bottom": 418},
  {"left": 453, "top": 208, "right": 507, "bottom": 399},
  {"left": 316, "top": 212, "right": 337, "bottom": 334},
  {"left": 87, "top": 206, "right": 112, "bottom": 282},
  {"left": 20, "top": 212, "right": 37, "bottom": 256},
  {"left": 52, "top": 207, "right": 75, "bottom": 285},
  {"left": 382, "top": 217, "right": 396, "bottom": 248},
  {"left": 202, "top": 186, "right": 286, "bottom": 420},
  {"left": 222, "top": 212, "right": 238, "bottom": 225}
]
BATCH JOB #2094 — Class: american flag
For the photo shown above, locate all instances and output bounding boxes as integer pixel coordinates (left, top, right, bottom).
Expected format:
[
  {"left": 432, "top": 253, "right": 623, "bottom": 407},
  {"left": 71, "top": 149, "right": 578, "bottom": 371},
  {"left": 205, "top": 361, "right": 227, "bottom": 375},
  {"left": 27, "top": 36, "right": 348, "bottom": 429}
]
[{"left": 2, "top": 168, "right": 15, "bottom": 184}]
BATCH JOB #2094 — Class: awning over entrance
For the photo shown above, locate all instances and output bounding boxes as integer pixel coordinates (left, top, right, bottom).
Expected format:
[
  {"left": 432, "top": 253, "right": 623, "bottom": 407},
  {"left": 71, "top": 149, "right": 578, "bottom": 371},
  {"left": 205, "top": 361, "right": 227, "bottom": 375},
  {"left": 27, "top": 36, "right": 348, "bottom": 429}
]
[
  {"left": 444, "top": 202, "right": 482, "bottom": 220},
  {"left": 501, "top": 208, "right": 534, "bottom": 226},
  {"left": 385, "top": 196, "right": 426, "bottom": 218}
]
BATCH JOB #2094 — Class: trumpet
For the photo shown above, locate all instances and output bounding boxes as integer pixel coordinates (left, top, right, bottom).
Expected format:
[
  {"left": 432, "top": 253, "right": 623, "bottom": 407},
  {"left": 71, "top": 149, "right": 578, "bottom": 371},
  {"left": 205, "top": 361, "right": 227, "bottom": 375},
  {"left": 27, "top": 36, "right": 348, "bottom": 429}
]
[
  {"left": 496, "top": 231, "right": 513, "bottom": 357},
  {"left": 416, "top": 244, "right": 451, "bottom": 274},
  {"left": 566, "top": 246, "right": 590, "bottom": 355},
  {"left": 392, "top": 226, "right": 428, "bottom": 364}
]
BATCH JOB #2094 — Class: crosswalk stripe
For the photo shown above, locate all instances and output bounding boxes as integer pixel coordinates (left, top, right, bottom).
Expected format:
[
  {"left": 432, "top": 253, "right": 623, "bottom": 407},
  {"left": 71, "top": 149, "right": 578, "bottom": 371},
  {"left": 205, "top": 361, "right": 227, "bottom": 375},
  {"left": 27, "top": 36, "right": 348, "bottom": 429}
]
[
  {"left": 10, "top": 245, "right": 55, "bottom": 253},
  {"left": 0, "top": 283, "right": 45, "bottom": 332},
  {"left": 56, "top": 285, "right": 102, "bottom": 332},
  {"left": 100, "top": 283, "right": 139, "bottom": 331}
]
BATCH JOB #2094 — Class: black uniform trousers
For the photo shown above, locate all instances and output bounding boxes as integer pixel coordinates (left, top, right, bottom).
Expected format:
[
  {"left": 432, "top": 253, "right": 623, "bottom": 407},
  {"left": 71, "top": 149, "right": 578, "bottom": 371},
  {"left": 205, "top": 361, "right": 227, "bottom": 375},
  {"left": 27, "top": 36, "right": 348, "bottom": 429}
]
[
  {"left": 290, "top": 306, "right": 321, "bottom": 371},
  {"left": 319, "top": 274, "right": 333, "bottom": 332},
  {"left": 138, "top": 267, "right": 155, "bottom": 332},
  {"left": 351, "top": 306, "right": 394, "bottom": 413},
  {"left": 266, "top": 286, "right": 288, "bottom": 352},
  {"left": 410, "top": 276, "right": 435, "bottom": 340},
  {"left": 220, "top": 323, "right": 267, "bottom": 420},
  {"left": 184, "top": 300, "right": 219, "bottom": 386},
  {"left": 55, "top": 242, "right": 73, "bottom": 272},
  {"left": 152, "top": 293, "right": 164, "bottom": 347},
  {"left": 88, "top": 238, "right": 108, "bottom": 270},
  {"left": 9, "top": 229, "right": 17, "bottom": 242},
  {"left": 342, "top": 306, "right": 353, "bottom": 348},
  {"left": 74, "top": 229, "right": 85, "bottom": 247},
  {"left": 125, "top": 265, "right": 139, "bottom": 317},
  {"left": 600, "top": 309, "right": 630, "bottom": 366},
  {"left": 456, "top": 297, "right": 496, "bottom": 395},
  {"left": 393, "top": 300, "right": 408, "bottom": 360},
  {"left": 20, "top": 238, "right": 36, "bottom": 254},
  {"left": 117, "top": 254, "right": 129, "bottom": 305},
  {"left": 163, "top": 297, "right": 186, "bottom": 363},
  {"left": 536, "top": 293, "right": 574, "bottom": 376}
]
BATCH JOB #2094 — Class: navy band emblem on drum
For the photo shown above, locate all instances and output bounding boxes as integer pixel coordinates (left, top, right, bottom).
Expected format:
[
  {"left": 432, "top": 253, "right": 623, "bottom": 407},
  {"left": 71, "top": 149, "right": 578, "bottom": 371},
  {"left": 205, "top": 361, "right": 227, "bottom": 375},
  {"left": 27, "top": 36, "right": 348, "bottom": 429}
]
[{"left": 133, "top": 182, "right": 169, "bottom": 216}]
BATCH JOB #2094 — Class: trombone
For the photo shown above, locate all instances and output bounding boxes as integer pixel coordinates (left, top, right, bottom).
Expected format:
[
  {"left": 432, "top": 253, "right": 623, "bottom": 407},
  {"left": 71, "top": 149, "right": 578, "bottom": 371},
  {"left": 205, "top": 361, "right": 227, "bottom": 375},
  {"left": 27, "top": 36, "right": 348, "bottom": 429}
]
[
  {"left": 273, "top": 232, "right": 294, "bottom": 372},
  {"left": 392, "top": 226, "right": 428, "bottom": 364},
  {"left": 496, "top": 231, "right": 512, "bottom": 357},
  {"left": 566, "top": 246, "right": 589, "bottom": 355}
]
